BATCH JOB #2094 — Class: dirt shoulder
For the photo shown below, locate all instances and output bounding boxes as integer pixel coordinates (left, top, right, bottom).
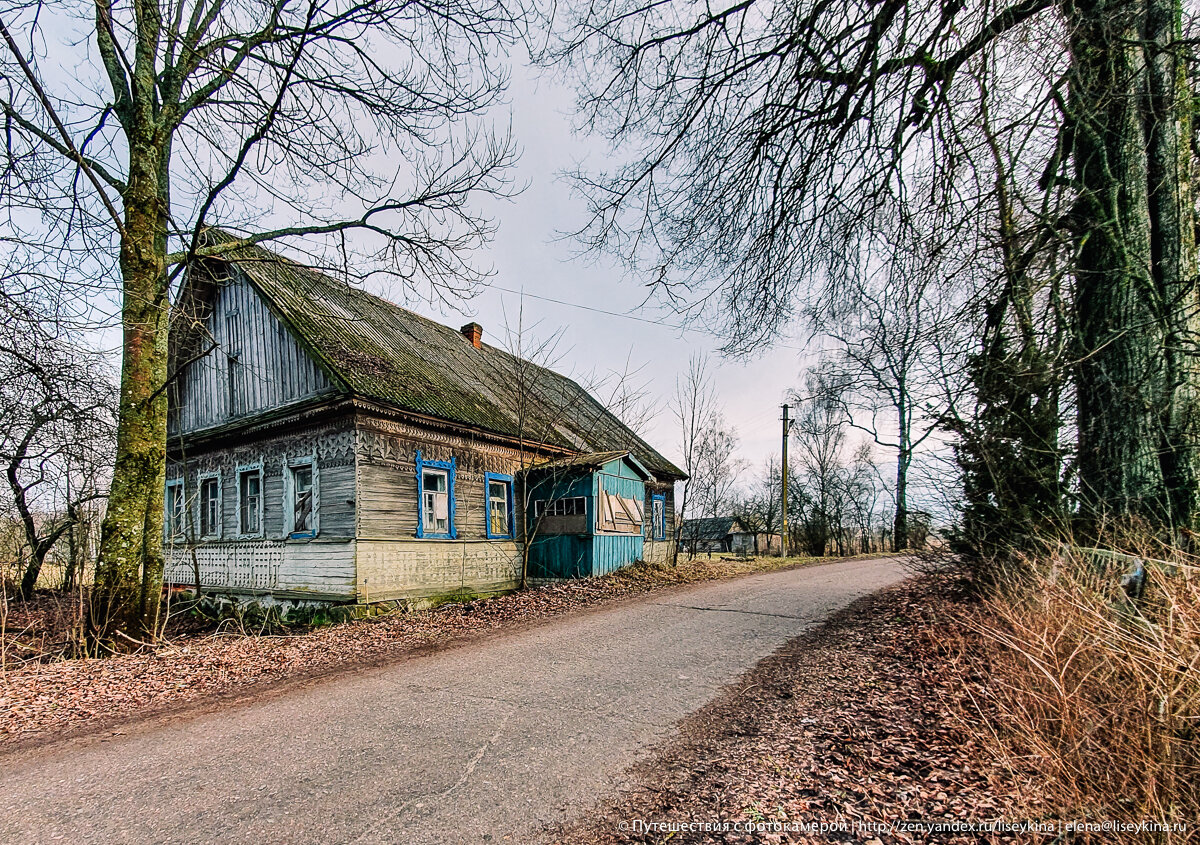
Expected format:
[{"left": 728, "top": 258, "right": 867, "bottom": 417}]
[
  {"left": 0, "top": 553, "right": 873, "bottom": 753},
  {"left": 551, "top": 576, "right": 1048, "bottom": 845}
]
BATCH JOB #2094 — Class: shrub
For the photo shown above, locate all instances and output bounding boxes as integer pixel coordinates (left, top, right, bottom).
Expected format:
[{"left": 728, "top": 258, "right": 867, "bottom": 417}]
[{"left": 970, "top": 546, "right": 1200, "bottom": 841}]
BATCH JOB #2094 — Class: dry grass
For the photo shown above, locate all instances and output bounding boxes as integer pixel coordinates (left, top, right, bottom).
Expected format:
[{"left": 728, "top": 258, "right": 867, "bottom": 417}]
[{"left": 968, "top": 547, "right": 1200, "bottom": 841}]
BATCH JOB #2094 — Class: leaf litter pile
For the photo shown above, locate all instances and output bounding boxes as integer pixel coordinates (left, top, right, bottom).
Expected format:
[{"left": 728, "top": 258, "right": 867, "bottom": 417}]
[
  {"left": 0, "top": 555, "right": 821, "bottom": 748},
  {"left": 552, "top": 576, "right": 1049, "bottom": 845}
]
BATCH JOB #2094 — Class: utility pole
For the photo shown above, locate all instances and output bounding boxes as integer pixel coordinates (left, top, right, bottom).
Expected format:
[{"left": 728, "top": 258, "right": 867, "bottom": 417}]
[{"left": 781, "top": 403, "right": 791, "bottom": 557}]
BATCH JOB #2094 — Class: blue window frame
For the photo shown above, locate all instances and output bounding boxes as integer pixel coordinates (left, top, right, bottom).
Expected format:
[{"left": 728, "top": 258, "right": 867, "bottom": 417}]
[
  {"left": 484, "top": 473, "right": 515, "bottom": 539},
  {"left": 652, "top": 494, "right": 666, "bottom": 540},
  {"left": 415, "top": 451, "right": 457, "bottom": 539}
]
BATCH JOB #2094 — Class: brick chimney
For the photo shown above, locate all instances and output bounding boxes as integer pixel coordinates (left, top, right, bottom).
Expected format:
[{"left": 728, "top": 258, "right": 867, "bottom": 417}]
[{"left": 460, "top": 322, "right": 483, "bottom": 349}]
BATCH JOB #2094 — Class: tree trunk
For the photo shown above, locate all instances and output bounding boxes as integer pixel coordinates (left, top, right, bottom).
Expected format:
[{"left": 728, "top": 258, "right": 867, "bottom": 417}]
[
  {"left": 1067, "top": 0, "right": 1163, "bottom": 523},
  {"left": 1144, "top": 0, "right": 1199, "bottom": 531},
  {"left": 892, "top": 473, "right": 907, "bottom": 552},
  {"left": 63, "top": 519, "right": 78, "bottom": 593},
  {"left": 90, "top": 129, "right": 171, "bottom": 643},
  {"left": 894, "top": 440, "right": 910, "bottom": 552},
  {"left": 18, "top": 546, "right": 46, "bottom": 600}
]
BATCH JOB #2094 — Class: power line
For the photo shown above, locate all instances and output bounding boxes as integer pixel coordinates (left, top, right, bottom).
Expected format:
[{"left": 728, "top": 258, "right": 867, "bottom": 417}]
[{"left": 486, "top": 282, "right": 808, "bottom": 352}]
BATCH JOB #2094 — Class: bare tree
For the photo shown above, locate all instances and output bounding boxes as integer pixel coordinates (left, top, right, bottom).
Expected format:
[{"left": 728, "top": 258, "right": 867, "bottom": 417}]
[
  {"left": 732, "top": 454, "right": 801, "bottom": 554},
  {"left": 546, "top": 0, "right": 1200, "bottom": 537},
  {"left": 1, "top": 0, "right": 523, "bottom": 640},
  {"left": 841, "top": 443, "right": 887, "bottom": 555},
  {"left": 491, "top": 303, "right": 659, "bottom": 587},
  {"left": 0, "top": 275, "right": 115, "bottom": 600},
  {"left": 670, "top": 354, "right": 716, "bottom": 561},
  {"left": 814, "top": 228, "right": 968, "bottom": 550},
  {"left": 734, "top": 457, "right": 785, "bottom": 538},
  {"left": 790, "top": 378, "right": 849, "bottom": 556},
  {"left": 492, "top": 306, "right": 576, "bottom": 589},
  {"left": 688, "top": 414, "right": 744, "bottom": 523}
]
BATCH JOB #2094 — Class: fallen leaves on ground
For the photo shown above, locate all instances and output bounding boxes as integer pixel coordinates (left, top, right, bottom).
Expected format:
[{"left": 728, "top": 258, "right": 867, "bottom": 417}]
[
  {"left": 552, "top": 576, "right": 1049, "bottom": 844},
  {"left": 0, "top": 554, "right": 831, "bottom": 748}
]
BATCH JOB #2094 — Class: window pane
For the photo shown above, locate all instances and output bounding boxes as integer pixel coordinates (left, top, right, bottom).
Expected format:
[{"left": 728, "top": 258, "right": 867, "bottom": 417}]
[
  {"left": 292, "top": 465, "right": 313, "bottom": 533},
  {"left": 422, "top": 469, "right": 449, "bottom": 533},
  {"left": 240, "top": 471, "right": 260, "bottom": 534},
  {"left": 488, "top": 481, "right": 509, "bottom": 535},
  {"left": 200, "top": 479, "right": 219, "bottom": 536},
  {"left": 165, "top": 483, "right": 183, "bottom": 537}
]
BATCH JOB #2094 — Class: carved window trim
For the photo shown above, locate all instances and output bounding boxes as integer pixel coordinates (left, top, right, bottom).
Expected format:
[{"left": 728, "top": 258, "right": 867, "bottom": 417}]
[
  {"left": 416, "top": 450, "right": 456, "bottom": 539},
  {"left": 235, "top": 461, "right": 265, "bottom": 539},
  {"left": 197, "top": 471, "right": 223, "bottom": 540},
  {"left": 485, "top": 473, "right": 515, "bottom": 540},
  {"left": 164, "top": 478, "right": 186, "bottom": 541},
  {"left": 284, "top": 455, "right": 319, "bottom": 539}
]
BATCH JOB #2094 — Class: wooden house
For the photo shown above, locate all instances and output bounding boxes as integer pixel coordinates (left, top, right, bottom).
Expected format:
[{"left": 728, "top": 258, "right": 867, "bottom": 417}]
[
  {"left": 163, "top": 233, "right": 685, "bottom": 608},
  {"left": 679, "top": 516, "right": 779, "bottom": 556}
]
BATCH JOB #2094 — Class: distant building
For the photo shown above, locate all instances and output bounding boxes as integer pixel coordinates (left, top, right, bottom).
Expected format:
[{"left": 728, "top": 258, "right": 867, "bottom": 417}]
[
  {"left": 163, "top": 232, "right": 685, "bottom": 607},
  {"left": 679, "top": 516, "right": 780, "bottom": 556}
]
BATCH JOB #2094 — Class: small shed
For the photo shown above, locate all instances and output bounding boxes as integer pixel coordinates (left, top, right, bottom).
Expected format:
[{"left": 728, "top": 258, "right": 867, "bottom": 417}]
[
  {"left": 525, "top": 451, "right": 653, "bottom": 579},
  {"left": 680, "top": 516, "right": 778, "bottom": 556}
]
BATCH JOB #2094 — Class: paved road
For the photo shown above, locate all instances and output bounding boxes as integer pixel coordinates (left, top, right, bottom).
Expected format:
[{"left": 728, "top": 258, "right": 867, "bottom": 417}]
[{"left": 1, "top": 557, "right": 908, "bottom": 844}]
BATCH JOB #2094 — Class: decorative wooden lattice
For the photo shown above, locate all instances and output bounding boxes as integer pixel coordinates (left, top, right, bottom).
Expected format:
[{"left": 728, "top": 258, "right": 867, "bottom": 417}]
[{"left": 166, "top": 542, "right": 283, "bottom": 590}]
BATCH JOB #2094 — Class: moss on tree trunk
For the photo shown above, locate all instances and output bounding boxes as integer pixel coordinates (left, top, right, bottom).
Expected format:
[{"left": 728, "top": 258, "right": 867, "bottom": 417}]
[
  {"left": 1068, "top": 0, "right": 1167, "bottom": 523},
  {"left": 90, "top": 126, "right": 171, "bottom": 644}
]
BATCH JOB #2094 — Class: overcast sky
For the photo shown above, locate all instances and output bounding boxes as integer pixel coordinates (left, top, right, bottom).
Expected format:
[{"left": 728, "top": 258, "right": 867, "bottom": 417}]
[{"left": 402, "top": 59, "right": 815, "bottom": 477}]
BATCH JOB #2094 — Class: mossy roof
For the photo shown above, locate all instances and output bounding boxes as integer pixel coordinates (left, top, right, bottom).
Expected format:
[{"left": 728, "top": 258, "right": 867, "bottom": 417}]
[
  {"left": 680, "top": 516, "right": 752, "bottom": 540},
  {"left": 195, "top": 233, "right": 685, "bottom": 480},
  {"left": 532, "top": 450, "right": 653, "bottom": 479}
]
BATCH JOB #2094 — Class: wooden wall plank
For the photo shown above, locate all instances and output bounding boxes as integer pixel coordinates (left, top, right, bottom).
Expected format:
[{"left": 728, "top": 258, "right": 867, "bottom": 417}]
[{"left": 170, "top": 270, "right": 336, "bottom": 436}]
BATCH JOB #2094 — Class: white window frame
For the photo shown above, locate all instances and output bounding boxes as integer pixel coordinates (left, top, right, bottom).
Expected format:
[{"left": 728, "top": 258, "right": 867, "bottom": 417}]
[
  {"left": 235, "top": 462, "right": 265, "bottom": 538},
  {"left": 284, "top": 456, "right": 319, "bottom": 539},
  {"left": 533, "top": 496, "right": 587, "bottom": 518},
  {"left": 197, "top": 472, "right": 223, "bottom": 540},
  {"left": 164, "top": 478, "right": 185, "bottom": 541},
  {"left": 422, "top": 467, "right": 451, "bottom": 536}
]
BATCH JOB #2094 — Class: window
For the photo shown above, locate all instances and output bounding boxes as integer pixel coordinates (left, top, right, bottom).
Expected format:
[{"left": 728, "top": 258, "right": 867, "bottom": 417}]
[
  {"left": 237, "top": 466, "right": 263, "bottom": 536},
  {"left": 485, "top": 473, "right": 514, "bottom": 539},
  {"left": 597, "top": 489, "right": 643, "bottom": 534},
  {"left": 423, "top": 469, "right": 449, "bottom": 534},
  {"left": 415, "top": 451, "right": 456, "bottom": 539},
  {"left": 652, "top": 494, "right": 666, "bottom": 540},
  {"left": 199, "top": 476, "right": 221, "bottom": 538},
  {"left": 533, "top": 496, "right": 587, "bottom": 517},
  {"left": 164, "top": 479, "right": 185, "bottom": 539},
  {"left": 225, "top": 310, "right": 242, "bottom": 417},
  {"left": 287, "top": 459, "right": 318, "bottom": 538}
]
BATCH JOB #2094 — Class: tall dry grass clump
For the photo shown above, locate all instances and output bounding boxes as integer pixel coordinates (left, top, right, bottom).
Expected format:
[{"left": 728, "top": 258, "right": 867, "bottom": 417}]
[{"left": 971, "top": 546, "right": 1200, "bottom": 841}]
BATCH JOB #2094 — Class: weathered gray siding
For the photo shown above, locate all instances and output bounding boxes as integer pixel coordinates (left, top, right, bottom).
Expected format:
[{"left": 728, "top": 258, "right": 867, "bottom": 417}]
[
  {"left": 355, "top": 419, "right": 527, "bottom": 542},
  {"left": 170, "top": 270, "right": 336, "bottom": 435},
  {"left": 165, "top": 418, "right": 358, "bottom": 599},
  {"left": 353, "top": 417, "right": 529, "bottom": 600}
]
